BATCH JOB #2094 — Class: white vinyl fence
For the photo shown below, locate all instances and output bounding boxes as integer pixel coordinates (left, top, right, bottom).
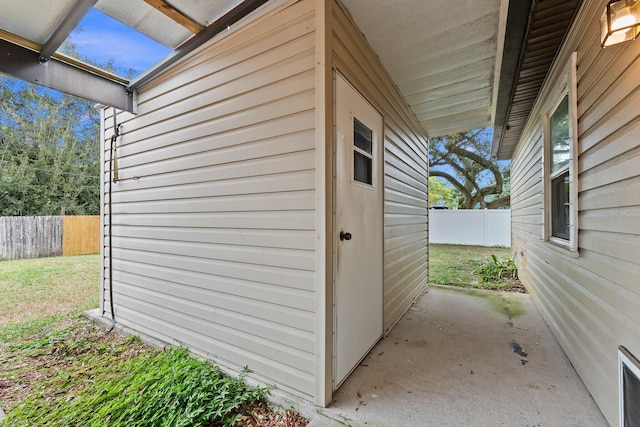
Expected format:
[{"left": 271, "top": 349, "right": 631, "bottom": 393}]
[{"left": 430, "top": 209, "right": 511, "bottom": 247}]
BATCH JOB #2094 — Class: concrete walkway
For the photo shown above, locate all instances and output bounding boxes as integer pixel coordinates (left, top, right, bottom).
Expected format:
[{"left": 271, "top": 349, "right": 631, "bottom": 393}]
[{"left": 307, "top": 285, "right": 608, "bottom": 427}]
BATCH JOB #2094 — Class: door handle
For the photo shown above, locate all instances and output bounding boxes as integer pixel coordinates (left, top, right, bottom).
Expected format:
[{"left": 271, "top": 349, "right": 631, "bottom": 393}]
[{"left": 339, "top": 231, "right": 352, "bottom": 241}]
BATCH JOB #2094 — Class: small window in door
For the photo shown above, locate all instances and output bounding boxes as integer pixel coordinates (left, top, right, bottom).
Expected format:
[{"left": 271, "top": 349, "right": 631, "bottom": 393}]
[{"left": 353, "top": 117, "right": 373, "bottom": 185}]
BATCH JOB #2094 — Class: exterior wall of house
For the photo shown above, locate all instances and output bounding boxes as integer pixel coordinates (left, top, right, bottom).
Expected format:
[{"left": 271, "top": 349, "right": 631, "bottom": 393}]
[
  {"left": 510, "top": 0, "right": 640, "bottom": 424},
  {"left": 100, "top": 0, "right": 429, "bottom": 404},
  {"left": 101, "top": 0, "right": 318, "bottom": 399},
  {"left": 331, "top": 0, "right": 430, "bottom": 333}
]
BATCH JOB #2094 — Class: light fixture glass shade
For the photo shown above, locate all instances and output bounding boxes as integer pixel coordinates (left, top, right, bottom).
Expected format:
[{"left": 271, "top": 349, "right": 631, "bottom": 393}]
[{"left": 601, "top": 0, "right": 640, "bottom": 46}]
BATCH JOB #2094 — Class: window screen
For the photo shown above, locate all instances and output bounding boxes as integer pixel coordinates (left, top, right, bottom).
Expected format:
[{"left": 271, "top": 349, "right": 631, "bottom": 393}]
[
  {"left": 354, "top": 118, "right": 372, "bottom": 154},
  {"left": 549, "top": 95, "right": 571, "bottom": 241},
  {"left": 551, "top": 171, "right": 570, "bottom": 240},
  {"left": 550, "top": 96, "right": 570, "bottom": 174}
]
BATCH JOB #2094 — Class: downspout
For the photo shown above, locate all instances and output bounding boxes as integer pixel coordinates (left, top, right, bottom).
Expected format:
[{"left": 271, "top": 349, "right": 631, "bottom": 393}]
[{"left": 107, "top": 108, "right": 120, "bottom": 330}]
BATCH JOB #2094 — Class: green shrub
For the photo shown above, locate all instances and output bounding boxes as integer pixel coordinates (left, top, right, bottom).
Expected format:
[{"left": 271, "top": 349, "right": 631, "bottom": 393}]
[
  {"left": 474, "top": 254, "right": 518, "bottom": 283},
  {"left": 3, "top": 346, "right": 267, "bottom": 427}
]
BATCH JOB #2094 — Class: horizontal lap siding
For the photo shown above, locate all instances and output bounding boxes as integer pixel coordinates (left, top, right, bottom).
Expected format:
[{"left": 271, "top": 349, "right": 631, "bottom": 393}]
[
  {"left": 331, "top": 1, "right": 429, "bottom": 332},
  {"left": 510, "top": 1, "right": 640, "bottom": 424},
  {"left": 101, "top": 1, "right": 317, "bottom": 398}
]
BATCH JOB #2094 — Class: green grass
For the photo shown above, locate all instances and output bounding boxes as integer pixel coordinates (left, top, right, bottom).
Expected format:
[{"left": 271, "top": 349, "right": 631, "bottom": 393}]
[
  {"left": 3, "top": 343, "right": 265, "bottom": 427},
  {"left": 0, "top": 255, "right": 277, "bottom": 427},
  {"left": 429, "top": 244, "right": 522, "bottom": 291},
  {"left": 0, "top": 254, "right": 99, "bottom": 324}
]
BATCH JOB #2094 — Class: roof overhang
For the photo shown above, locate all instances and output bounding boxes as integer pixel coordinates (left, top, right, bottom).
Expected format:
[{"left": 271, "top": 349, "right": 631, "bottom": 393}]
[
  {"left": 491, "top": 0, "right": 582, "bottom": 160},
  {"left": 0, "top": 0, "right": 272, "bottom": 113},
  {"left": 340, "top": 0, "right": 510, "bottom": 138},
  {"left": 0, "top": 0, "right": 571, "bottom": 143}
]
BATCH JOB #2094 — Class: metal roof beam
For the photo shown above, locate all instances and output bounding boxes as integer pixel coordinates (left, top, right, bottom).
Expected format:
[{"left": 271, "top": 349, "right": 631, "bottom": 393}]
[
  {"left": 0, "top": 39, "right": 135, "bottom": 112},
  {"left": 39, "top": 0, "right": 98, "bottom": 63}
]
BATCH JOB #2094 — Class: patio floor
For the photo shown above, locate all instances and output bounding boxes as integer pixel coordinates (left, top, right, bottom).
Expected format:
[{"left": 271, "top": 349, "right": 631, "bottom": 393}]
[{"left": 304, "top": 285, "right": 608, "bottom": 426}]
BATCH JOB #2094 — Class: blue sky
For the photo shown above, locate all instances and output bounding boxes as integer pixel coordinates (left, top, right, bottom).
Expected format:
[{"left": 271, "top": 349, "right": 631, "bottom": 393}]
[{"left": 69, "top": 8, "right": 171, "bottom": 77}]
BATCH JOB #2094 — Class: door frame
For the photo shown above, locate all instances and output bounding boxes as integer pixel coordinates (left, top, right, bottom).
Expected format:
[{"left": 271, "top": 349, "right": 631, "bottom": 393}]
[{"left": 332, "top": 70, "right": 385, "bottom": 390}]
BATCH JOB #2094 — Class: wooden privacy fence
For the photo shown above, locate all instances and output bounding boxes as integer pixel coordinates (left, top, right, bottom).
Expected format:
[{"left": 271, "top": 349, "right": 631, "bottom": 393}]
[{"left": 0, "top": 216, "right": 99, "bottom": 260}]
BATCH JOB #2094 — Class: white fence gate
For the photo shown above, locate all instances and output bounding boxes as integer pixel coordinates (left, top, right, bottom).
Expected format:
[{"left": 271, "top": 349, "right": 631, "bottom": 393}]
[{"left": 429, "top": 209, "right": 511, "bottom": 247}]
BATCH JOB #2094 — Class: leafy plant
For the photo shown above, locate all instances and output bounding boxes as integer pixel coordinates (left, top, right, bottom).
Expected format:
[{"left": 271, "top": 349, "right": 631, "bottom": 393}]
[
  {"left": 3, "top": 346, "right": 267, "bottom": 427},
  {"left": 474, "top": 253, "right": 518, "bottom": 283},
  {"left": 429, "top": 244, "right": 513, "bottom": 287}
]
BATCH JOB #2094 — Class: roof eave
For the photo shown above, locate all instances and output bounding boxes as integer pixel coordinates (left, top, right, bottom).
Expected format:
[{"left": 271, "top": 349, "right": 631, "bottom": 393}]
[
  {"left": 491, "top": 0, "right": 582, "bottom": 160},
  {"left": 491, "top": 0, "right": 534, "bottom": 160}
]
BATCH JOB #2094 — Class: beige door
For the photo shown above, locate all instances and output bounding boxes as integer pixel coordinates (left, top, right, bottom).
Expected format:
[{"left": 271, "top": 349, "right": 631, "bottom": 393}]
[{"left": 334, "top": 73, "right": 383, "bottom": 389}]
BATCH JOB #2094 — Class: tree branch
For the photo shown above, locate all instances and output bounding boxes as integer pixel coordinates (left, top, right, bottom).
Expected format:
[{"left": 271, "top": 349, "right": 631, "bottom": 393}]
[
  {"left": 449, "top": 145, "right": 503, "bottom": 193},
  {"left": 486, "top": 195, "right": 511, "bottom": 209},
  {"left": 429, "top": 170, "right": 471, "bottom": 202}
]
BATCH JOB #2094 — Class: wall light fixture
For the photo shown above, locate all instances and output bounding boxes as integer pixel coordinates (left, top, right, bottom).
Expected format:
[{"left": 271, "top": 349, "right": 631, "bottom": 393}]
[{"left": 601, "top": 0, "right": 640, "bottom": 46}]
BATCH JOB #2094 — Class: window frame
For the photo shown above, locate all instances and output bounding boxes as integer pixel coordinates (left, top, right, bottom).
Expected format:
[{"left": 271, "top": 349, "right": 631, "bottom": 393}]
[{"left": 542, "top": 52, "right": 579, "bottom": 255}]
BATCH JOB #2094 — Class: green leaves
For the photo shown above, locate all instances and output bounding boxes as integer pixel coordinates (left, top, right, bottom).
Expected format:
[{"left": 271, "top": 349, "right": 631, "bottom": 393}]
[
  {"left": 429, "top": 128, "right": 510, "bottom": 209},
  {"left": 3, "top": 346, "right": 267, "bottom": 427},
  {"left": 429, "top": 244, "right": 525, "bottom": 292},
  {"left": 0, "top": 75, "right": 100, "bottom": 216},
  {"left": 474, "top": 253, "right": 518, "bottom": 283}
]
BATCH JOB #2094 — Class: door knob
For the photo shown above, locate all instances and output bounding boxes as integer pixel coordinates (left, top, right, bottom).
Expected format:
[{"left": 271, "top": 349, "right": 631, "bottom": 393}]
[{"left": 339, "top": 231, "right": 352, "bottom": 241}]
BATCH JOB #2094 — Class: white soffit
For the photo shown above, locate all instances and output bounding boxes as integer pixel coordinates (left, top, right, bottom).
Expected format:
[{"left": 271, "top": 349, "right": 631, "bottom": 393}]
[{"left": 341, "top": 0, "right": 505, "bottom": 137}]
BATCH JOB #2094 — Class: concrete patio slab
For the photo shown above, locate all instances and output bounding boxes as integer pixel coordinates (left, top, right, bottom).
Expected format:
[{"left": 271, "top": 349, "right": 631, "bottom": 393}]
[{"left": 307, "top": 285, "right": 608, "bottom": 426}]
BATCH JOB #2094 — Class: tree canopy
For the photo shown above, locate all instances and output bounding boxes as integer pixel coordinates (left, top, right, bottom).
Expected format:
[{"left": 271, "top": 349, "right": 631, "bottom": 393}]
[
  {"left": 429, "top": 128, "right": 510, "bottom": 209},
  {"left": 0, "top": 35, "right": 117, "bottom": 217},
  {"left": 0, "top": 76, "right": 100, "bottom": 216},
  {"left": 428, "top": 177, "right": 457, "bottom": 208}
]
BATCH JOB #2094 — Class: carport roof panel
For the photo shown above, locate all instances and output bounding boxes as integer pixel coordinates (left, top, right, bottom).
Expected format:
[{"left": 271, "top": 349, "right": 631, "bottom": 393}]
[
  {"left": 0, "top": 0, "right": 245, "bottom": 51},
  {"left": 162, "top": 0, "right": 246, "bottom": 28},
  {"left": 0, "top": 0, "right": 78, "bottom": 44},
  {"left": 94, "top": 0, "right": 192, "bottom": 49},
  {"left": 94, "top": 0, "right": 244, "bottom": 49}
]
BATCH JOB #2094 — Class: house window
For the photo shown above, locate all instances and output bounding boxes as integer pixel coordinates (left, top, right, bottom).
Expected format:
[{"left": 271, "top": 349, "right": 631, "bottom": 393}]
[
  {"left": 353, "top": 117, "right": 373, "bottom": 185},
  {"left": 544, "top": 52, "right": 578, "bottom": 254}
]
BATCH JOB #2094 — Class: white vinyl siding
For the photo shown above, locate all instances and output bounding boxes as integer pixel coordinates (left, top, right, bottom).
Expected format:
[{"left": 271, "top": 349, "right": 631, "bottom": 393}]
[
  {"left": 331, "top": 0, "right": 429, "bottom": 332},
  {"left": 510, "top": 0, "right": 640, "bottom": 425},
  {"left": 101, "top": 0, "right": 318, "bottom": 398}
]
